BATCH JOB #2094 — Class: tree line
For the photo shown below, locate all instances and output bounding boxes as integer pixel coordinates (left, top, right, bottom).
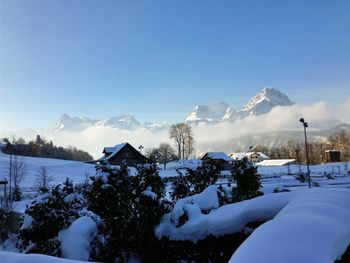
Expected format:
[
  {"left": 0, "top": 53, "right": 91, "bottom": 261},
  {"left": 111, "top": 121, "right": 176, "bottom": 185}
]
[
  {"left": 1, "top": 135, "right": 93, "bottom": 161},
  {"left": 252, "top": 130, "right": 350, "bottom": 164}
]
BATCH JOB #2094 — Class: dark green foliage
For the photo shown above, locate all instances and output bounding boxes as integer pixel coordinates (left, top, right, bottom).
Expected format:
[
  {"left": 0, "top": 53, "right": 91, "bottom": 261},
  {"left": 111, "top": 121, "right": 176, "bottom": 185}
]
[
  {"left": 294, "top": 172, "right": 306, "bottom": 183},
  {"left": 170, "top": 171, "right": 191, "bottom": 201},
  {"left": 62, "top": 178, "right": 74, "bottom": 195},
  {"left": 231, "top": 157, "right": 262, "bottom": 201},
  {"left": 0, "top": 208, "right": 11, "bottom": 242},
  {"left": 171, "top": 162, "right": 220, "bottom": 201},
  {"left": 2, "top": 135, "right": 93, "bottom": 161},
  {"left": 17, "top": 184, "right": 80, "bottom": 256},
  {"left": 186, "top": 162, "right": 220, "bottom": 194},
  {"left": 143, "top": 232, "right": 251, "bottom": 263},
  {"left": 12, "top": 185, "right": 22, "bottom": 201},
  {"left": 87, "top": 162, "right": 168, "bottom": 262}
]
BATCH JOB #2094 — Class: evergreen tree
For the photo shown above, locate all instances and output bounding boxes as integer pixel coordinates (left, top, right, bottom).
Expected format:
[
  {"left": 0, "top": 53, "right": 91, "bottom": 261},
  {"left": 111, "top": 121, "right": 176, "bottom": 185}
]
[
  {"left": 17, "top": 185, "right": 79, "bottom": 256},
  {"left": 87, "top": 162, "right": 168, "bottom": 262},
  {"left": 170, "top": 162, "right": 220, "bottom": 201},
  {"left": 12, "top": 185, "right": 22, "bottom": 201},
  {"left": 231, "top": 157, "right": 262, "bottom": 201}
]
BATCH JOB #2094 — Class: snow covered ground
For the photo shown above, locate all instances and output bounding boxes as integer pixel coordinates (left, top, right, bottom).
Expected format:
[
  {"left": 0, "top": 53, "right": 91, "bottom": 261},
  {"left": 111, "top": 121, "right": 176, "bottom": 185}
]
[
  {"left": 0, "top": 151, "right": 96, "bottom": 195},
  {"left": 0, "top": 251, "right": 95, "bottom": 263},
  {"left": 1, "top": 151, "right": 350, "bottom": 262}
]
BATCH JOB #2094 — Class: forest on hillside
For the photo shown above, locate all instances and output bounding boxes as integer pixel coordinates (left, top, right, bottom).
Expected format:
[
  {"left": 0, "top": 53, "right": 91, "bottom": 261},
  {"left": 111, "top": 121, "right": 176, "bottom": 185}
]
[{"left": 1, "top": 135, "right": 93, "bottom": 161}]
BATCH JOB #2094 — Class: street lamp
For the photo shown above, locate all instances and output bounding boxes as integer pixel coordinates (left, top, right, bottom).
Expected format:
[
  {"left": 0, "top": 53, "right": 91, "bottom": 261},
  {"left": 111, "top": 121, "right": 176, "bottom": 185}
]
[{"left": 299, "top": 118, "right": 311, "bottom": 188}]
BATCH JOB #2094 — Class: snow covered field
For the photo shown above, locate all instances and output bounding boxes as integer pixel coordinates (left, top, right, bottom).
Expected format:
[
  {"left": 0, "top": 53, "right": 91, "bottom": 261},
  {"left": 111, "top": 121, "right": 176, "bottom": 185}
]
[
  {"left": 1, "top": 151, "right": 350, "bottom": 262},
  {"left": 1, "top": 151, "right": 349, "bottom": 193}
]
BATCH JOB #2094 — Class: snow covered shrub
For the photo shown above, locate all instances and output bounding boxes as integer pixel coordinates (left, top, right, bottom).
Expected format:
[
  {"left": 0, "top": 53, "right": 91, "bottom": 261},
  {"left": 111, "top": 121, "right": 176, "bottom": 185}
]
[
  {"left": 231, "top": 157, "right": 262, "bottom": 201},
  {"left": 171, "top": 162, "right": 220, "bottom": 201},
  {"left": 86, "top": 162, "right": 168, "bottom": 262},
  {"left": 17, "top": 183, "right": 83, "bottom": 256},
  {"left": 12, "top": 185, "right": 22, "bottom": 201},
  {"left": 170, "top": 170, "right": 191, "bottom": 201},
  {"left": 131, "top": 164, "right": 168, "bottom": 259}
]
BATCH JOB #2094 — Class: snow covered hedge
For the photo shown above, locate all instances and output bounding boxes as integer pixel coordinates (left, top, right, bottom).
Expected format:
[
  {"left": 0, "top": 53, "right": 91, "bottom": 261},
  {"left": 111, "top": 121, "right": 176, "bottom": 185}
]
[
  {"left": 229, "top": 188, "right": 350, "bottom": 263},
  {"left": 157, "top": 187, "right": 350, "bottom": 262}
]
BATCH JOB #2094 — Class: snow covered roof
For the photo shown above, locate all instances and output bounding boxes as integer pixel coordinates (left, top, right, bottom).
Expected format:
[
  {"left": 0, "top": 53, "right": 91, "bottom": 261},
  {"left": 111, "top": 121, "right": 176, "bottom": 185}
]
[
  {"left": 256, "top": 159, "right": 295, "bottom": 166},
  {"left": 229, "top": 152, "right": 246, "bottom": 160},
  {"left": 103, "top": 146, "right": 117, "bottom": 154},
  {"left": 230, "top": 152, "right": 269, "bottom": 160},
  {"left": 103, "top": 143, "right": 128, "bottom": 160},
  {"left": 202, "top": 152, "right": 233, "bottom": 162},
  {"left": 245, "top": 152, "right": 270, "bottom": 159}
]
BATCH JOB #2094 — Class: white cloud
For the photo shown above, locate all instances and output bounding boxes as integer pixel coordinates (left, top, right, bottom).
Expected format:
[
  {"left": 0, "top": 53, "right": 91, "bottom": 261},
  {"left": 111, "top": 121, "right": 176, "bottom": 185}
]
[
  {"left": 192, "top": 101, "right": 339, "bottom": 144},
  {"left": 50, "top": 126, "right": 170, "bottom": 159},
  {"left": 1, "top": 101, "right": 347, "bottom": 159}
]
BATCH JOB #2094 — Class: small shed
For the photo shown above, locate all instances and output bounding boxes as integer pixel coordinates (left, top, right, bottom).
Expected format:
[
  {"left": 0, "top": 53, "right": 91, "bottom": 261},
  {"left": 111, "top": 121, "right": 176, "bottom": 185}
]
[
  {"left": 256, "top": 159, "right": 296, "bottom": 166},
  {"left": 201, "top": 152, "right": 233, "bottom": 170},
  {"left": 99, "top": 143, "right": 148, "bottom": 166},
  {"left": 325, "top": 150, "right": 341, "bottom": 163}
]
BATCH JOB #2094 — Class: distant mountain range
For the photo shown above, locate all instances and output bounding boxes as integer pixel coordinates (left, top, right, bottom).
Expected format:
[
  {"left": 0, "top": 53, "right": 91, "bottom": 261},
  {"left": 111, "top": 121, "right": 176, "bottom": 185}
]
[
  {"left": 1, "top": 87, "right": 347, "bottom": 157},
  {"left": 185, "top": 88, "right": 294, "bottom": 123},
  {"left": 52, "top": 88, "right": 301, "bottom": 132},
  {"left": 51, "top": 113, "right": 169, "bottom": 133}
]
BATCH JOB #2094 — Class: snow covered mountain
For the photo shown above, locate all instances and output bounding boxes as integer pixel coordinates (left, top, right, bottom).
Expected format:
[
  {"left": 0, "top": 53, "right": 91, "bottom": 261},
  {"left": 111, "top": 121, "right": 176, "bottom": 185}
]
[
  {"left": 103, "top": 115, "right": 142, "bottom": 130},
  {"left": 239, "top": 87, "right": 294, "bottom": 117},
  {"left": 185, "top": 102, "right": 230, "bottom": 123},
  {"left": 51, "top": 114, "right": 168, "bottom": 133},
  {"left": 186, "top": 88, "right": 294, "bottom": 123},
  {"left": 53, "top": 114, "right": 100, "bottom": 132}
]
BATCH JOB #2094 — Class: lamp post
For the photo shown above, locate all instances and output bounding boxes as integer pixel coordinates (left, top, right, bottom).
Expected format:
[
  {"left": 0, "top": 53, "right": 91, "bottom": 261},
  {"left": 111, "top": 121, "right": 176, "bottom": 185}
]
[{"left": 299, "top": 118, "right": 311, "bottom": 188}]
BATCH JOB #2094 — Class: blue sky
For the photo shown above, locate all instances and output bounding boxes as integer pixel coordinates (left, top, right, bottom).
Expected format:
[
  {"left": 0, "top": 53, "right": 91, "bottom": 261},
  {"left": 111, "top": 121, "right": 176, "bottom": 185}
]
[{"left": 1, "top": 0, "right": 349, "bottom": 130}]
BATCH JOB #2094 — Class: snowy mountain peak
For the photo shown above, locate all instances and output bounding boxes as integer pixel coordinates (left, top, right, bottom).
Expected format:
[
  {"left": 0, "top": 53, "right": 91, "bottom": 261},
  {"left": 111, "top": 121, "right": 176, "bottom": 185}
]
[
  {"left": 241, "top": 88, "right": 294, "bottom": 115},
  {"left": 185, "top": 102, "right": 230, "bottom": 122},
  {"left": 54, "top": 114, "right": 98, "bottom": 132},
  {"left": 104, "top": 114, "right": 141, "bottom": 129},
  {"left": 51, "top": 113, "right": 168, "bottom": 133}
]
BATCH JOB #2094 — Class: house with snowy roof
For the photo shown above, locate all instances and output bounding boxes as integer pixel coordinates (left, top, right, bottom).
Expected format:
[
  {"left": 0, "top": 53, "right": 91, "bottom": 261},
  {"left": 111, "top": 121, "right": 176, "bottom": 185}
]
[
  {"left": 229, "top": 152, "right": 270, "bottom": 163},
  {"left": 99, "top": 142, "right": 148, "bottom": 166},
  {"left": 201, "top": 152, "right": 233, "bottom": 170}
]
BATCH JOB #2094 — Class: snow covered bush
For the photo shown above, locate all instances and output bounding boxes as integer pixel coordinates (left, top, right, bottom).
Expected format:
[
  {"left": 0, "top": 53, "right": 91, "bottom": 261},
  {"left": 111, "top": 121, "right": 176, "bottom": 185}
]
[
  {"left": 86, "top": 162, "right": 168, "bottom": 262},
  {"left": 12, "top": 185, "right": 22, "bottom": 201},
  {"left": 17, "top": 182, "right": 85, "bottom": 256},
  {"left": 231, "top": 157, "right": 262, "bottom": 201},
  {"left": 171, "top": 162, "right": 220, "bottom": 201}
]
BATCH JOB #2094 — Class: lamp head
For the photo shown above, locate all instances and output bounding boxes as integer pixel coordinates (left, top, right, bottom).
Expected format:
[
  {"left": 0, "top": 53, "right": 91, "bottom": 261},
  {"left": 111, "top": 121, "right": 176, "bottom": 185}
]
[{"left": 299, "top": 118, "right": 305, "bottom": 123}]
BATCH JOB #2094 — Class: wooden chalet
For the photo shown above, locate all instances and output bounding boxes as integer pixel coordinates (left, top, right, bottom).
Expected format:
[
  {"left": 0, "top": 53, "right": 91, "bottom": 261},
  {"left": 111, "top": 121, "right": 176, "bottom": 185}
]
[
  {"left": 201, "top": 152, "right": 233, "bottom": 170},
  {"left": 99, "top": 143, "right": 148, "bottom": 166}
]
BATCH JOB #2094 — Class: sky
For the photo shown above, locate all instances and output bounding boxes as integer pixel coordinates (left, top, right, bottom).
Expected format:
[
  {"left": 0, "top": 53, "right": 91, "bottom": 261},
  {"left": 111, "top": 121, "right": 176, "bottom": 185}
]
[{"left": 1, "top": 0, "right": 350, "bottom": 130}]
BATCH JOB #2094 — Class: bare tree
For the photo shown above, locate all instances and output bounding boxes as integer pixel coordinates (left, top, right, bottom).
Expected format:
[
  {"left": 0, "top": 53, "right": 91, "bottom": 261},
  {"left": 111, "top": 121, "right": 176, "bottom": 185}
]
[
  {"left": 158, "top": 143, "right": 176, "bottom": 169},
  {"left": 169, "top": 123, "right": 195, "bottom": 160},
  {"left": 36, "top": 166, "right": 53, "bottom": 193},
  {"left": 7, "top": 155, "right": 27, "bottom": 201},
  {"left": 10, "top": 155, "right": 27, "bottom": 189},
  {"left": 144, "top": 147, "right": 160, "bottom": 163}
]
